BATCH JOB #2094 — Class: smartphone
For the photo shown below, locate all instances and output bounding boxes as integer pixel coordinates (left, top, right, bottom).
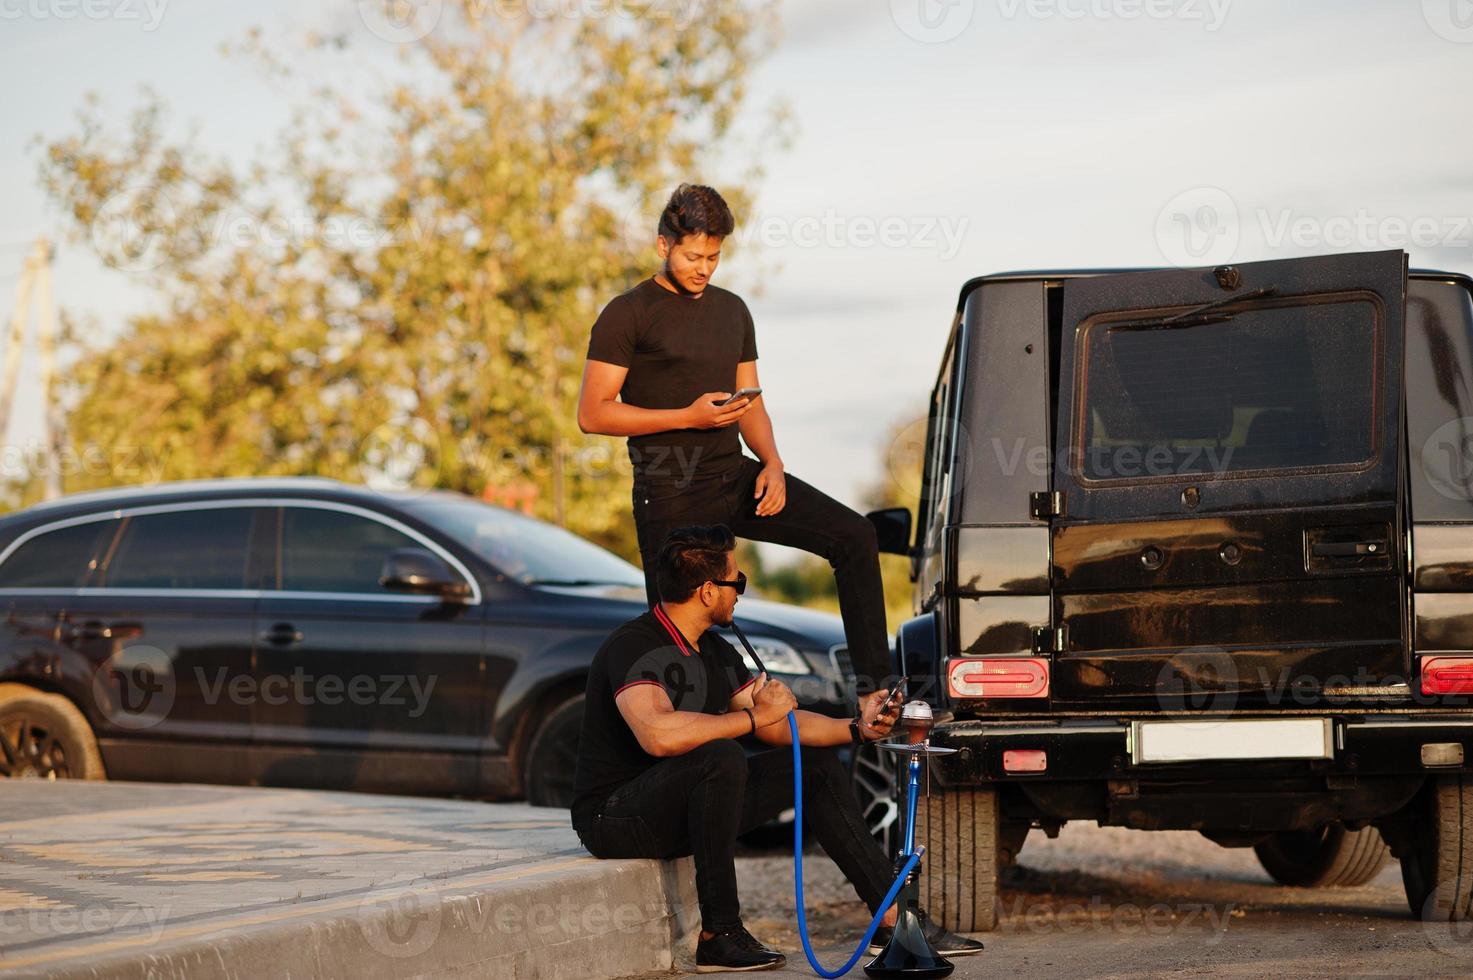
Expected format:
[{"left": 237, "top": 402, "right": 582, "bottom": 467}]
[
  {"left": 716, "top": 387, "right": 762, "bottom": 407},
  {"left": 878, "top": 677, "right": 906, "bottom": 716}
]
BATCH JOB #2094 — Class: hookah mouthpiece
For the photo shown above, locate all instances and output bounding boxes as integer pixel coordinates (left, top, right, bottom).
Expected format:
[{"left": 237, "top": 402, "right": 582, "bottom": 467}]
[{"left": 899, "top": 700, "right": 933, "bottom": 745}]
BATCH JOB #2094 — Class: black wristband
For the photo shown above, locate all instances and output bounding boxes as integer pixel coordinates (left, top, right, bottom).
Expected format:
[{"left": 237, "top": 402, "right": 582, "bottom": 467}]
[
  {"left": 744, "top": 707, "right": 756, "bottom": 735},
  {"left": 849, "top": 718, "right": 864, "bottom": 746}
]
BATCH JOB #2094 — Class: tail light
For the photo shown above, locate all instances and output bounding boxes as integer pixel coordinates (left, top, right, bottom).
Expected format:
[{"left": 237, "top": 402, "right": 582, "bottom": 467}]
[
  {"left": 946, "top": 657, "right": 1049, "bottom": 699},
  {"left": 1421, "top": 656, "right": 1473, "bottom": 695}
]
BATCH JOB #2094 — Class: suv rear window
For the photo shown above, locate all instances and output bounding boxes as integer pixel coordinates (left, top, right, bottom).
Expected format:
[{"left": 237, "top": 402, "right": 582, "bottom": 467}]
[{"left": 1077, "top": 298, "right": 1378, "bottom": 482}]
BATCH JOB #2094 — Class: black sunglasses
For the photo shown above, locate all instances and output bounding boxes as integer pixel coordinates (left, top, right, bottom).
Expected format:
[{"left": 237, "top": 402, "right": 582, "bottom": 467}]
[{"left": 710, "top": 570, "right": 747, "bottom": 595}]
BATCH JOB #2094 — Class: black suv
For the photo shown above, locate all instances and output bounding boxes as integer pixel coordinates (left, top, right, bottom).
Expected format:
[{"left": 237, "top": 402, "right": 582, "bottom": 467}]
[
  {"left": 0, "top": 478, "right": 861, "bottom": 811},
  {"left": 874, "top": 250, "right": 1473, "bottom": 929}
]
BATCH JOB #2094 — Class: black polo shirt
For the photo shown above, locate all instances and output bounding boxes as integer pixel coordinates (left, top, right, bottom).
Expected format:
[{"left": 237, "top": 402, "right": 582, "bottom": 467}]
[{"left": 571, "top": 610, "right": 754, "bottom": 827}]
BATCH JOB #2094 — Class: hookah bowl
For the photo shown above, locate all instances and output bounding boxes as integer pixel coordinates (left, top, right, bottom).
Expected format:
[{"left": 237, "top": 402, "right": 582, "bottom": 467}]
[{"left": 864, "top": 701, "right": 960, "bottom": 980}]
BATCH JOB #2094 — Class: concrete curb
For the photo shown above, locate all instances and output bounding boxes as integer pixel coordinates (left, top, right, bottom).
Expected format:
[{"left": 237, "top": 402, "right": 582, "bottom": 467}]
[{"left": 0, "top": 781, "right": 698, "bottom": 980}]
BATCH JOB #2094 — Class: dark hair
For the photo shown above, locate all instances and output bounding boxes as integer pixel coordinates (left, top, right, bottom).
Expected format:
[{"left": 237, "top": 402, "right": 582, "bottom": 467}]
[
  {"left": 655, "top": 524, "right": 736, "bottom": 603},
  {"left": 657, "top": 183, "right": 735, "bottom": 245}
]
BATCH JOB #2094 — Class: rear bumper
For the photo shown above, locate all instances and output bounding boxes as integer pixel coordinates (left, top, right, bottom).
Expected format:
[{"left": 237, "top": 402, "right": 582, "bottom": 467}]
[{"left": 930, "top": 714, "right": 1473, "bottom": 784}]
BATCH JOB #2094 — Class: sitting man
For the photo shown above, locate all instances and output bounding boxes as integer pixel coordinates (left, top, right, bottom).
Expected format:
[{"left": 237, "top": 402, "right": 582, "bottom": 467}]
[{"left": 570, "top": 523, "right": 983, "bottom": 972}]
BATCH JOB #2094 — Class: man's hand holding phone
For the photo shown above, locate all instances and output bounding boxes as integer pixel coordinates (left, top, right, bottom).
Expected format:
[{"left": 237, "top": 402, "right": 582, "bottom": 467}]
[
  {"left": 857, "top": 680, "right": 904, "bottom": 740},
  {"left": 687, "top": 390, "right": 755, "bottom": 430}
]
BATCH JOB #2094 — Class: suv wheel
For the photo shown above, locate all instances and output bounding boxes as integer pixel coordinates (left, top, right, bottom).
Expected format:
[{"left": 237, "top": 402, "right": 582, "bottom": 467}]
[
  {"left": 915, "top": 785, "right": 999, "bottom": 932},
  {"left": 0, "top": 683, "right": 106, "bottom": 780},
  {"left": 1398, "top": 775, "right": 1473, "bottom": 921},
  {"left": 850, "top": 741, "right": 901, "bottom": 855},
  {"left": 523, "top": 693, "right": 584, "bottom": 807},
  {"left": 1253, "top": 825, "right": 1390, "bottom": 887}
]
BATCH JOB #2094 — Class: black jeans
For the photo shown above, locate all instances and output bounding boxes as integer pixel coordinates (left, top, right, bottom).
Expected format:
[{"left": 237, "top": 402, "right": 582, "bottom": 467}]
[
  {"left": 571, "top": 739, "right": 895, "bottom": 932},
  {"left": 633, "top": 455, "right": 891, "bottom": 689}
]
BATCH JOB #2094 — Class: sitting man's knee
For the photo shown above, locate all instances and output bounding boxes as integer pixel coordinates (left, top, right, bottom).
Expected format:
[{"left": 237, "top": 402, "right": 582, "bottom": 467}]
[{"left": 690, "top": 738, "right": 747, "bottom": 774}]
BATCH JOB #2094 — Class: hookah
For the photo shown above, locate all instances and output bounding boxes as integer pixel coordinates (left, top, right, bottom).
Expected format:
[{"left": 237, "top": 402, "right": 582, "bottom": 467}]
[{"left": 728, "top": 622, "right": 960, "bottom": 979}]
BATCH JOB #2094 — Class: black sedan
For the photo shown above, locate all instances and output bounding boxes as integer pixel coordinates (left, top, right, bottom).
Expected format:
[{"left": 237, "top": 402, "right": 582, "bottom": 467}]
[{"left": 0, "top": 477, "right": 894, "bottom": 826}]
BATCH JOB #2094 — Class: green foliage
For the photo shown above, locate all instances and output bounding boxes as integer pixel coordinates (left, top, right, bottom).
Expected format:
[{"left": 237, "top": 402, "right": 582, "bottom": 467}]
[{"left": 35, "top": 3, "right": 780, "bottom": 561}]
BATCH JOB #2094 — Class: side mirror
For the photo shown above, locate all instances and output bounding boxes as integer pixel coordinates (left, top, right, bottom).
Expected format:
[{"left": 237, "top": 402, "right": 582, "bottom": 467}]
[
  {"left": 379, "top": 548, "right": 473, "bottom": 601},
  {"left": 865, "top": 507, "right": 913, "bottom": 557}
]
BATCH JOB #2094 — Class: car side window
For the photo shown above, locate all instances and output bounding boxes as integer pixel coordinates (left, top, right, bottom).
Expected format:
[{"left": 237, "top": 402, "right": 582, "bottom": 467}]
[
  {"left": 105, "top": 508, "right": 255, "bottom": 589},
  {"left": 0, "top": 519, "right": 119, "bottom": 588},
  {"left": 281, "top": 507, "right": 441, "bottom": 595}
]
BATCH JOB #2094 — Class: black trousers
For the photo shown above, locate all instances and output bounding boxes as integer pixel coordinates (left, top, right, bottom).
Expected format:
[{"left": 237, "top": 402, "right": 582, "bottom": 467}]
[
  {"left": 571, "top": 739, "right": 895, "bottom": 932},
  {"left": 633, "top": 455, "right": 891, "bottom": 690}
]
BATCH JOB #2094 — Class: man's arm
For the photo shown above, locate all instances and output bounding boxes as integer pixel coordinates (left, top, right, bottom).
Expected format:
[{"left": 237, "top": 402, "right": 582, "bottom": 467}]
[
  {"left": 577, "top": 359, "right": 753, "bottom": 436},
  {"left": 727, "top": 680, "right": 899, "bottom": 748},
  {"left": 615, "top": 674, "right": 793, "bottom": 757},
  {"left": 733, "top": 360, "right": 787, "bottom": 517}
]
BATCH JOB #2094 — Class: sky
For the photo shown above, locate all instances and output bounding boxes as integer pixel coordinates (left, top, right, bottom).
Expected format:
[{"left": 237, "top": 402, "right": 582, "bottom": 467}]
[{"left": 2, "top": 0, "right": 1472, "bottom": 538}]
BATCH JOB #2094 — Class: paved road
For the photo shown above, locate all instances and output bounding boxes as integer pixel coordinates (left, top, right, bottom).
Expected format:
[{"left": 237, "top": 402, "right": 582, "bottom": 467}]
[{"left": 629, "top": 823, "right": 1472, "bottom": 978}]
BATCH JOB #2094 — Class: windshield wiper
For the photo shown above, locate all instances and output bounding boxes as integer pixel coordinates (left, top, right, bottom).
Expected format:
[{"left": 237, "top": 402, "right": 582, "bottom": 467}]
[{"left": 1109, "top": 285, "right": 1278, "bottom": 332}]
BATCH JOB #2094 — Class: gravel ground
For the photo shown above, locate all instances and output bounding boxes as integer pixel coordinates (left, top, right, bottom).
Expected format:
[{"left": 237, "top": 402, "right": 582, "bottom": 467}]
[{"left": 620, "top": 823, "right": 1473, "bottom": 978}]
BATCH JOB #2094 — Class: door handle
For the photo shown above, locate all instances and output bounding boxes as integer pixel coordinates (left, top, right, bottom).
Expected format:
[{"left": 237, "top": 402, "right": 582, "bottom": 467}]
[
  {"left": 259, "top": 623, "right": 304, "bottom": 645},
  {"left": 1310, "top": 540, "right": 1385, "bottom": 557},
  {"left": 61, "top": 620, "right": 144, "bottom": 641}
]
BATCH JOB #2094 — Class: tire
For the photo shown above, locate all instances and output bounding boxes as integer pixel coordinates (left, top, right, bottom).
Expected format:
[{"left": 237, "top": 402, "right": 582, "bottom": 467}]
[
  {"left": 0, "top": 683, "right": 107, "bottom": 780},
  {"left": 915, "top": 785, "right": 999, "bottom": 933},
  {"left": 850, "top": 741, "right": 902, "bottom": 856},
  {"left": 1253, "top": 824, "right": 1390, "bottom": 887},
  {"left": 523, "top": 693, "right": 584, "bottom": 808},
  {"left": 1399, "top": 775, "right": 1473, "bottom": 921}
]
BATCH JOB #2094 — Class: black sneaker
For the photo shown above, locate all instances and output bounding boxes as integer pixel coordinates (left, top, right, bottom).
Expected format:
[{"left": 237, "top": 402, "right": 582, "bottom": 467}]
[
  {"left": 695, "top": 924, "right": 786, "bottom": 973},
  {"left": 866, "top": 909, "right": 985, "bottom": 956}
]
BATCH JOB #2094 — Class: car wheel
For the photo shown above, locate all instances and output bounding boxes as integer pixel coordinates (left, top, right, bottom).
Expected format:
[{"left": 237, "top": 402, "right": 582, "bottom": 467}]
[
  {"left": 1398, "top": 775, "right": 1473, "bottom": 921},
  {"left": 915, "top": 784, "right": 999, "bottom": 932},
  {"left": 0, "top": 683, "right": 107, "bottom": 780},
  {"left": 523, "top": 693, "right": 584, "bottom": 808},
  {"left": 850, "top": 740, "right": 901, "bottom": 855},
  {"left": 1253, "top": 824, "right": 1389, "bottom": 887}
]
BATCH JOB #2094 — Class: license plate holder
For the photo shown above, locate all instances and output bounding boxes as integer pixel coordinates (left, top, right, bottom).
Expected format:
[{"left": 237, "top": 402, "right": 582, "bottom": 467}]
[{"left": 1130, "top": 717, "right": 1333, "bottom": 765}]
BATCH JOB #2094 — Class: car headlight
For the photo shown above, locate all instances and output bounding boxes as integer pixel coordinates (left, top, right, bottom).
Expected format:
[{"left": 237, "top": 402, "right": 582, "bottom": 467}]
[{"left": 734, "top": 635, "right": 812, "bottom": 675}]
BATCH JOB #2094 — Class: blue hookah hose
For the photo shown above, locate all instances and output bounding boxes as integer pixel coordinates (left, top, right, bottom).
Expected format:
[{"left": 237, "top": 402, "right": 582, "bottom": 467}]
[{"left": 789, "top": 712, "right": 921, "bottom": 978}]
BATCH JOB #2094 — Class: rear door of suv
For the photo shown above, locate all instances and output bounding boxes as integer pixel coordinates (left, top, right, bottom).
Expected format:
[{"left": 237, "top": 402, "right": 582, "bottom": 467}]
[{"left": 1049, "top": 250, "right": 1408, "bottom": 712}]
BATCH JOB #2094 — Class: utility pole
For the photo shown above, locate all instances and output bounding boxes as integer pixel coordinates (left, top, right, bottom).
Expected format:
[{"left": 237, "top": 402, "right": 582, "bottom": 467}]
[{"left": 0, "top": 238, "right": 64, "bottom": 500}]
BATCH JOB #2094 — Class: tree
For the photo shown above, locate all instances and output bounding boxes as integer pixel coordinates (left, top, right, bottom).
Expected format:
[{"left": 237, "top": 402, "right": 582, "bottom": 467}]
[{"left": 35, "top": 2, "right": 782, "bottom": 560}]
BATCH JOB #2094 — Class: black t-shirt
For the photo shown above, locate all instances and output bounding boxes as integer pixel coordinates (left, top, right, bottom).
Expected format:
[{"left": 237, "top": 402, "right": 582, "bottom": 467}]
[
  {"left": 587, "top": 277, "right": 758, "bottom": 493},
  {"left": 571, "top": 610, "right": 755, "bottom": 827}
]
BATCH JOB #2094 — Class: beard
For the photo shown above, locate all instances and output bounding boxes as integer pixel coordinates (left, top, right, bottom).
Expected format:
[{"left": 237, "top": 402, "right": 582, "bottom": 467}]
[{"left": 662, "top": 258, "right": 702, "bottom": 295}]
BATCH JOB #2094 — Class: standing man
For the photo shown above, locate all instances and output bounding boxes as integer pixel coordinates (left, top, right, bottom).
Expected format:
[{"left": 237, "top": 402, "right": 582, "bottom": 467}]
[
  {"left": 570, "top": 525, "right": 982, "bottom": 971},
  {"left": 577, "top": 183, "right": 892, "bottom": 691}
]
